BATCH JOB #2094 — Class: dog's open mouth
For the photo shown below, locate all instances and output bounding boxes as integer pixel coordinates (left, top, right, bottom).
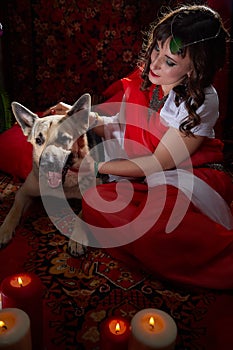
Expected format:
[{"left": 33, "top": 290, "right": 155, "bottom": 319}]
[
  {"left": 47, "top": 153, "right": 74, "bottom": 188},
  {"left": 41, "top": 150, "right": 75, "bottom": 189},
  {"left": 46, "top": 152, "right": 76, "bottom": 189},
  {"left": 47, "top": 171, "right": 63, "bottom": 188}
]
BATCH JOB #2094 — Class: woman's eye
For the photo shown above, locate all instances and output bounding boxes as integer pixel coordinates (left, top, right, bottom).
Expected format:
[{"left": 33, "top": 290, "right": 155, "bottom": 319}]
[
  {"left": 166, "top": 59, "right": 176, "bottom": 67},
  {"left": 154, "top": 43, "right": 160, "bottom": 52}
]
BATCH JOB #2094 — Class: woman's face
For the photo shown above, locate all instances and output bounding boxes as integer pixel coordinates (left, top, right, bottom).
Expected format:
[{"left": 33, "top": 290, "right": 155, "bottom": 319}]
[{"left": 149, "top": 38, "right": 192, "bottom": 94}]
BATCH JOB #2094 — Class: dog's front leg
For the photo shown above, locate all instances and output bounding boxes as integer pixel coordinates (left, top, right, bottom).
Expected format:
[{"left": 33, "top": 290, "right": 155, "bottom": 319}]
[
  {"left": 68, "top": 211, "right": 90, "bottom": 256},
  {"left": 0, "top": 171, "right": 40, "bottom": 247}
]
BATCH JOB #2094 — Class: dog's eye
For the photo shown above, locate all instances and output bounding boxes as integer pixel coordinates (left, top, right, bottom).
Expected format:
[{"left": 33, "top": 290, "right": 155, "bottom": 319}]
[
  {"left": 35, "top": 133, "right": 45, "bottom": 146},
  {"left": 36, "top": 137, "right": 43, "bottom": 145}
]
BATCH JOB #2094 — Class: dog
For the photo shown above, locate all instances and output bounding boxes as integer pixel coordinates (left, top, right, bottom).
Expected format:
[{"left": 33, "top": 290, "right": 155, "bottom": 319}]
[{"left": 0, "top": 93, "right": 95, "bottom": 256}]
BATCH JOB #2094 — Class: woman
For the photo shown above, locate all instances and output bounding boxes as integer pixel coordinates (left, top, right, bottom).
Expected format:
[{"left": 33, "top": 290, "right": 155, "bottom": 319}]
[{"left": 50, "top": 5, "right": 233, "bottom": 289}]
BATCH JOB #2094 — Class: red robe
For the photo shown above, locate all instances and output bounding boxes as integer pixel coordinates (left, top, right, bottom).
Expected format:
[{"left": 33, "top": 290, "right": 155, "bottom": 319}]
[{"left": 82, "top": 69, "right": 233, "bottom": 289}]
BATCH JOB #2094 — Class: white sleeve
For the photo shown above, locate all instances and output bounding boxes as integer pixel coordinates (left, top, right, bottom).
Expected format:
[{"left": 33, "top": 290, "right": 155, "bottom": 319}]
[
  {"left": 100, "top": 112, "right": 127, "bottom": 159},
  {"left": 99, "top": 113, "right": 129, "bottom": 182},
  {"left": 160, "top": 86, "right": 219, "bottom": 138}
]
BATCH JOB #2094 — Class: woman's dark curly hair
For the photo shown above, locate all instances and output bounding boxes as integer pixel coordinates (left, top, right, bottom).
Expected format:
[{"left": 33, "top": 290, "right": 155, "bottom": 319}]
[{"left": 138, "top": 4, "right": 230, "bottom": 136}]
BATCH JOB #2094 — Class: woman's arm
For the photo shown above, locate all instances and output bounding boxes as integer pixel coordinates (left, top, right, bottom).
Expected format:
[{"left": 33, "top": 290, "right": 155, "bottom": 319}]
[{"left": 96, "top": 127, "right": 205, "bottom": 177}]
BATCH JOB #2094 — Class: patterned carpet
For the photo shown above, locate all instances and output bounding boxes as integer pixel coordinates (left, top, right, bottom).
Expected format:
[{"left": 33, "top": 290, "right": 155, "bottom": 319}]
[{"left": 0, "top": 172, "right": 233, "bottom": 350}]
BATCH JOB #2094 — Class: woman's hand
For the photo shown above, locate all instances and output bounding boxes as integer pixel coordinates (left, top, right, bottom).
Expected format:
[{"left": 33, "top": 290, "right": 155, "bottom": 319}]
[
  {"left": 89, "top": 111, "right": 99, "bottom": 126},
  {"left": 88, "top": 111, "right": 105, "bottom": 137},
  {"left": 42, "top": 102, "right": 72, "bottom": 117}
]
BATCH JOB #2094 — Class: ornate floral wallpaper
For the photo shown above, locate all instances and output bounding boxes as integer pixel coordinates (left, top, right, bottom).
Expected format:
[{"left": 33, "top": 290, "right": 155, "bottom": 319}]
[
  {"left": 2, "top": 0, "right": 164, "bottom": 110},
  {"left": 1, "top": 0, "right": 232, "bottom": 141}
]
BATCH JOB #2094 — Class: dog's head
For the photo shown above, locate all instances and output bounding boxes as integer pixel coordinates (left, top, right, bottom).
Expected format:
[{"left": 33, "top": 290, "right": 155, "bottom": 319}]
[{"left": 11, "top": 94, "right": 91, "bottom": 188}]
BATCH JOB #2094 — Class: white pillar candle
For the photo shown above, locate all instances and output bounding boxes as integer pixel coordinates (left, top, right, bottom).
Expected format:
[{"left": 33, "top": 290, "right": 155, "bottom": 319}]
[
  {"left": 0, "top": 308, "right": 32, "bottom": 350},
  {"left": 128, "top": 308, "right": 177, "bottom": 350}
]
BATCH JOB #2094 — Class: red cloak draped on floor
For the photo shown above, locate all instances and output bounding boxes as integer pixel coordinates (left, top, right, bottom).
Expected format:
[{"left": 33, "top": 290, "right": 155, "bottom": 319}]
[{"left": 82, "top": 69, "right": 233, "bottom": 289}]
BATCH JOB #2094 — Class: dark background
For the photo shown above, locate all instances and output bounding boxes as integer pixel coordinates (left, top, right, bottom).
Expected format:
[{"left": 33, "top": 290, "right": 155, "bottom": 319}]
[{"left": 0, "top": 0, "right": 232, "bottom": 141}]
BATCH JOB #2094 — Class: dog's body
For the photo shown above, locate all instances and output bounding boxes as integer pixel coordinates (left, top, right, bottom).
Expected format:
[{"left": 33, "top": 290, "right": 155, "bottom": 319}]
[{"left": 0, "top": 94, "right": 93, "bottom": 255}]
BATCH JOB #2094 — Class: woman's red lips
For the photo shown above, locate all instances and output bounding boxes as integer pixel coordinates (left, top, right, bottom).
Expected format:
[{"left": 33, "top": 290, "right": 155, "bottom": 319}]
[{"left": 150, "top": 70, "right": 159, "bottom": 78}]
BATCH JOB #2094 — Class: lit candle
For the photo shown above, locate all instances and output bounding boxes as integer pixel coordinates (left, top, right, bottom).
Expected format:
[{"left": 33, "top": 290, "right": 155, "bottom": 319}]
[
  {"left": 128, "top": 308, "right": 177, "bottom": 350},
  {"left": 100, "top": 316, "right": 130, "bottom": 350},
  {"left": 0, "top": 273, "right": 44, "bottom": 350},
  {"left": 0, "top": 308, "right": 32, "bottom": 349}
]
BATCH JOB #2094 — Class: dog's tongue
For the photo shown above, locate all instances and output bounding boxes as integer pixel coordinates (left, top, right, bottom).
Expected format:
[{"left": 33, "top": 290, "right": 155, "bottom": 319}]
[{"left": 47, "top": 171, "right": 62, "bottom": 188}]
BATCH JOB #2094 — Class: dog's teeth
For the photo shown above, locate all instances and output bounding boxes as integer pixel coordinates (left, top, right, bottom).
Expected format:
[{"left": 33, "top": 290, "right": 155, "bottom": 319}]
[{"left": 48, "top": 171, "right": 62, "bottom": 188}]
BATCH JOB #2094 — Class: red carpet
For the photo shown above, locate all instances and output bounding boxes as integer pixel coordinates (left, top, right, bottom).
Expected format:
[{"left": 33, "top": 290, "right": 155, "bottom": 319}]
[{"left": 0, "top": 172, "right": 233, "bottom": 350}]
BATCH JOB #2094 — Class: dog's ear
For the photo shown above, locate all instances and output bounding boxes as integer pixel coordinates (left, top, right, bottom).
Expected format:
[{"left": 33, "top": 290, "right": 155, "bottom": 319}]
[
  {"left": 66, "top": 94, "right": 91, "bottom": 135},
  {"left": 11, "top": 102, "right": 39, "bottom": 136},
  {"left": 67, "top": 93, "right": 91, "bottom": 116}
]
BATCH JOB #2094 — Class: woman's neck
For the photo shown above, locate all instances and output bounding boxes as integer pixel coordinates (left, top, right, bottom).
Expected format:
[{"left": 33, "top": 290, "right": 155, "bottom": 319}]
[{"left": 161, "top": 85, "right": 172, "bottom": 96}]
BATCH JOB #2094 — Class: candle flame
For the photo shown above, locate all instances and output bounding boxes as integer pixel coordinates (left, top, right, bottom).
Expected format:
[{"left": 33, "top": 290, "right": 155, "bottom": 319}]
[
  {"left": 17, "top": 277, "right": 23, "bottom": 287},
  {"left": 115, "top": 322, "right": 121, "bottom": 333},
  {"left": 0, "top": 321, "right": 7, "bottom": 330},
  {"left": 149, "top": 316, "right": 155, "bottom": 329}
]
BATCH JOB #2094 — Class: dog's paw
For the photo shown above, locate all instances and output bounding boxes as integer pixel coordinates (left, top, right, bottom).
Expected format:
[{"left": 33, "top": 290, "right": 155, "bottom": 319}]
[
  {"left": 68, "top": 238, "right": 88, "bottom": 257},
  {"left": 0, "top": 227, "right": 14, "bottom": 249}
]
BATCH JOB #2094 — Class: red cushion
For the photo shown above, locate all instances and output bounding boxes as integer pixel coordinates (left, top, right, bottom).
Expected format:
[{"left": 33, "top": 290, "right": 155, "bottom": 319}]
[{"left": 0, "top": 124, "right": 32, "bottom": 180}]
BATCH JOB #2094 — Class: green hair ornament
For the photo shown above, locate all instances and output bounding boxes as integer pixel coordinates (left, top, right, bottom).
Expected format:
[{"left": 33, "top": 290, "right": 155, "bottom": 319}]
[{"left": 170, "top": 36, "right": 183, "bottom": 54}]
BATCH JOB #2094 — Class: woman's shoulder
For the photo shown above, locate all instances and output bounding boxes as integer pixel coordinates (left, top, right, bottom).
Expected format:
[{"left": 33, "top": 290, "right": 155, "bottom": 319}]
[
  {"left": 196, "top": 85, "right": 219, "bottom": 115},
  {"left": 204, "top": 84, "right": 218, "bottom": 95},
  {"left": 162, "top": 85, "right": 218, "bottom": 115},
  {"left": 203, "top": 85, "right": 218, "bottom": 101},
  {"left": 160, "top": 85, "right": 219, "bottom": 137}
]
